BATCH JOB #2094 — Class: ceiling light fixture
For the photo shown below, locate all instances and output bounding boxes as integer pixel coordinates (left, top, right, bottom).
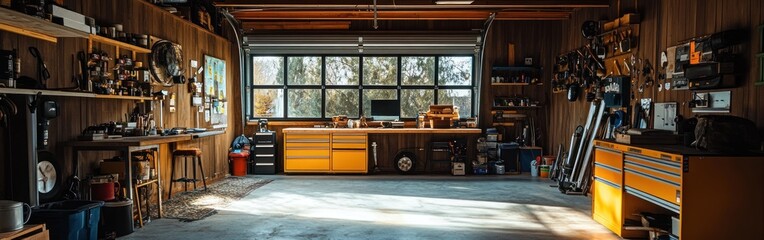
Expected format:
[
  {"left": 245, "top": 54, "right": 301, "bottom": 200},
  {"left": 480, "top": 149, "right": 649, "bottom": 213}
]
[{"left": 435, "top": 0, "right": 474, "bottom": 5}]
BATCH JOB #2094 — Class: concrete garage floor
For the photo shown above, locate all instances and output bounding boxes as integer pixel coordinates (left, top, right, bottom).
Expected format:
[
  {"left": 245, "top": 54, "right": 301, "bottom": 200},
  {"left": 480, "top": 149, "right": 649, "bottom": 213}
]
[{"left": 123, "top": 175, "right": 618, "bottom": 240}]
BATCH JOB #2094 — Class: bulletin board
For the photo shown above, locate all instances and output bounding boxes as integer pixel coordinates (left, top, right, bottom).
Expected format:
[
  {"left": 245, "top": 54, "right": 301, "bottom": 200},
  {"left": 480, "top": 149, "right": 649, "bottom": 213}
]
[{"left": 204, "top": 55, "right": 227, "bottom": 128}]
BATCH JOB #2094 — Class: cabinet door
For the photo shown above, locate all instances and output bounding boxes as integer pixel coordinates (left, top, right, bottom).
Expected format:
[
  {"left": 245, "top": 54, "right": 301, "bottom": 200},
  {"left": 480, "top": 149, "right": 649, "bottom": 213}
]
[
  {"left": 331, "top": 150, "right": 367, "bottom": 172},
  {"left": 593, "top": 177, "right": 623, "bottom": 236}
]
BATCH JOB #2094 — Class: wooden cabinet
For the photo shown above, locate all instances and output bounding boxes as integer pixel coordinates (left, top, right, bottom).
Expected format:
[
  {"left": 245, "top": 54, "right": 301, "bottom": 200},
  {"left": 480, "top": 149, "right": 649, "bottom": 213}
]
[
  {"left": 592, "top": 140, "right": 764, "bottom": 239},
  {"left": 283, "top": 132, "right": 367, "bottom": 173}
]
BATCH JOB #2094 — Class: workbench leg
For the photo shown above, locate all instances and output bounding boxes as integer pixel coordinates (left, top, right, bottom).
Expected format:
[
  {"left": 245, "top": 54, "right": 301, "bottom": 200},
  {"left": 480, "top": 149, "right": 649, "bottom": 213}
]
[{"left": 154, "top": 148, "right": 162, "bottom": 218}]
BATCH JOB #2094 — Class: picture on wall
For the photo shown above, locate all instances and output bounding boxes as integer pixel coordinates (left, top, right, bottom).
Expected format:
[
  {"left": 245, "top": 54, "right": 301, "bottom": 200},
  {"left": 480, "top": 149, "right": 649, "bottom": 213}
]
[{"left": 204, "top": 55, "right": 227, "bottom": 128}]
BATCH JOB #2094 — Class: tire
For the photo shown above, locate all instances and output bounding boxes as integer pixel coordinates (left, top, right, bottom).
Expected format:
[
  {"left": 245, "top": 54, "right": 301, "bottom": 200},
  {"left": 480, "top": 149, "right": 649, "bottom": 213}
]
[
  {"left": 37, "top": 151, "right": 63, "bottom": 202},
  {"left": 393, "top": 151, "right": 416, "bottom": 174}
]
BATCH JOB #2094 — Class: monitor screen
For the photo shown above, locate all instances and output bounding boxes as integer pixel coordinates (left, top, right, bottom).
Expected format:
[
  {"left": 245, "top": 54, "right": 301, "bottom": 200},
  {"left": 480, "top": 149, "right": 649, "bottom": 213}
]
[{"left": 371, "top": 100, "right": 400, "bottom": 121}]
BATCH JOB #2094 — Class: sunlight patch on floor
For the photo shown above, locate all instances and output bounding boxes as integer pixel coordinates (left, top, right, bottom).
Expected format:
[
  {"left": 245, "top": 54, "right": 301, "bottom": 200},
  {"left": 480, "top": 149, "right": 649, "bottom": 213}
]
[{"left": 215, "top": 191, "right": 607, "bottom": 234}]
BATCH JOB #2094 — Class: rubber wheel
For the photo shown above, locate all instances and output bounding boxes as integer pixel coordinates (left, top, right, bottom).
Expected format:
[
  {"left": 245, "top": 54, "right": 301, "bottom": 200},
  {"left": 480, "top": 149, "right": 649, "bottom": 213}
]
[
  {"left": 37, "top": 151, "right": 63, "bottom": 202},
  {"left": 393, "top": 151, "right": 416, "bottom": 174}
]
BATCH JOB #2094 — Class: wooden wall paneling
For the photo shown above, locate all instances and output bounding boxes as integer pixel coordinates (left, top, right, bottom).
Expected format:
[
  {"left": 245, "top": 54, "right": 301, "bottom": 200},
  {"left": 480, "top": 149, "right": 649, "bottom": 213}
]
[{"left": 548, "top": 0, "right": 764, "bottom": 153}]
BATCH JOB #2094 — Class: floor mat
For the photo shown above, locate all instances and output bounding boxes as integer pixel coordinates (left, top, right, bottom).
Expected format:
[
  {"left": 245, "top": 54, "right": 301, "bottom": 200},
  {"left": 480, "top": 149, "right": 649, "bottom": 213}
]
[{"left": 148, "top": 177, "right": 272, "bottom": 222}]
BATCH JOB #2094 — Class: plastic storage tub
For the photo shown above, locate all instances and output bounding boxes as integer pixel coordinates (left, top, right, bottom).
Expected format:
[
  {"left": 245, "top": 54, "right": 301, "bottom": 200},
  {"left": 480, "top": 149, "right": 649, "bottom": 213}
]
[{"left": 28, "top": 200, "right": 104, "bottom": 240}]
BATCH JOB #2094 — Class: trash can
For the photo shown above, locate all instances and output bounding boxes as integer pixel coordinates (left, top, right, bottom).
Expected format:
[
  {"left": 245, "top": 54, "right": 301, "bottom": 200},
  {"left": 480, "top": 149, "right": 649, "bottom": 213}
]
[
  {"left": 100, "top": 199, "right": 133, "bottom": 238},
  {"left": 499, "top": 143, "right": 519, "bottom": 172},
  {"left": 530, "top": 160, "right": 539, "bottom": 176},
  {"left": 229, "top": 151, "right": 249, "bottom": 176},
  {"left": 28, "top": 200, "right": 104, "bottom": 240}
]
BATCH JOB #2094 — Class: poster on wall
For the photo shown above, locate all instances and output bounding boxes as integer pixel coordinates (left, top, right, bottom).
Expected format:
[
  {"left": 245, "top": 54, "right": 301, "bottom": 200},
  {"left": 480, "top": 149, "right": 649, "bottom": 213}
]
[{"left": 204, "top": 55, "right": 227, "bottom": 128}]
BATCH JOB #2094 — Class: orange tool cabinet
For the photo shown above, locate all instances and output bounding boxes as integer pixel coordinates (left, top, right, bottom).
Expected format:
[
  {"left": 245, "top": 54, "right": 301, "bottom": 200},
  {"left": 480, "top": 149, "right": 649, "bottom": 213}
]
[
  {"left": 284, "top": 132, "right": 368, "bottom": 173},
  {"left": 592, "top": 140, "right": 764, "bottom": 239}
]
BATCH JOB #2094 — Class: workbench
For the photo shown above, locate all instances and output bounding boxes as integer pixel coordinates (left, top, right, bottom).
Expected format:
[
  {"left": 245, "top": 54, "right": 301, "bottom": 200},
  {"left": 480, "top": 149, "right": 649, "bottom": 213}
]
[
  {"left": 282, "top": 128, "right": 481, "bottom": 173},
  {"left": 67, "top": 131, "right": 225, "bottom": 219},
  {"left": 591, "top": 140, "right": 764, "bottom": 239}
]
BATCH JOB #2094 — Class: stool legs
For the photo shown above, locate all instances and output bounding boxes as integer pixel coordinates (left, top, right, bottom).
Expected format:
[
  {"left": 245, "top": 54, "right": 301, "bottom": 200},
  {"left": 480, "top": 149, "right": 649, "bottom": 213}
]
[
  {"left": 197, "top": 155, "right": 207, "bottom": 190},
  {"left": 168, "top": 155, "right": 176, "bottom": 199}
]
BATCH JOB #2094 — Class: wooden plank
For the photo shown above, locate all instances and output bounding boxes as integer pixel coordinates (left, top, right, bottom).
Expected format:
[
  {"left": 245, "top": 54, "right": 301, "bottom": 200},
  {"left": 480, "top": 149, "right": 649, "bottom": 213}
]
[
  {"left": 0, "top": 7, "right": 88, "bottom": 39},
  {"left": 282, "top": 128, "right": 482, "bottom": 134},
  {"left": 89, "top": 34, "right": 151, "bottom": 54},
  {"left": 233, "top": 10, "right": 571, "bottom": 20},
  {"left": 214, "top": 0, "right": 610, "bottom": 8},
  {"left": 0, "top": 23, "right": 57, "bottom": 43}
]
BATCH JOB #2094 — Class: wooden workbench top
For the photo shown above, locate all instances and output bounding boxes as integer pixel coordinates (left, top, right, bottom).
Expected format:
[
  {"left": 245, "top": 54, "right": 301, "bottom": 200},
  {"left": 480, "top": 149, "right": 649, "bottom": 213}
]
[
  {"left": 282, "top": 128, "right": 482, "bottom": 134},
  {"left": 68, "top": 134, "right": 193, "bottom": 147}
]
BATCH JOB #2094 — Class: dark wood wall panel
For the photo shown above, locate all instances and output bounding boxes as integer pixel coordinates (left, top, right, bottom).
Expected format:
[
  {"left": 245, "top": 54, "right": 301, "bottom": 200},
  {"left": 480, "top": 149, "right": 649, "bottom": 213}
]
[
  {"left": 0, "top": 0, "right": 238, "bottom": 200},
  {"left": 548, "top": 0, "right": 764, "bottom": 153}
]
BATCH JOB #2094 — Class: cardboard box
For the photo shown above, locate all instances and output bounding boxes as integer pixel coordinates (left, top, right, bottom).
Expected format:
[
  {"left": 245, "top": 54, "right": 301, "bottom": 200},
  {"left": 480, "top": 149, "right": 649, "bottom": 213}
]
[
  {"left": 100, "top": 161, "right": 150, "bottom": 180},
  {"left": 452, "top": 162, "right": 465, "bottom": 176}
]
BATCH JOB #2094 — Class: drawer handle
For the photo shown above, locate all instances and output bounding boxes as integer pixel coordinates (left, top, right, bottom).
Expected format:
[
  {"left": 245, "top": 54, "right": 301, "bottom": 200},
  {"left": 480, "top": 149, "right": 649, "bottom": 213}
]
[
  {"left": 625, "top": 186, "right": 680, "bottom": 213},
  {"left": 255, "top": 154, "right": 274, "bottom": 157},
  {"left": 286, "top": 147, "right": 330, "bottom": 150},
  {"left": 286, "top": 156, "right": 330, "bottom": 159},
  {"left": 255, "top": 163, "right": 274, "bottom": 166},
  {"left": 595, "top": 147, "right": 622, "bottom": 154},
  {"left": 286, "top": 140, "right": 329, "bottom": 143},
  {"left": 628, "top": 148, "right": 642, "bottom": 154},
  {"left": 256, "top": 145, "right": 274, "bottom": 148},
  {"left": 256, "top": 141, "right": 273, "bottom": 144},
  {"left": 594, "top": 177, "right": 621, "bottom": 188},
  {"left": 333, "top": 148, "right": 366, "bottom": 151},
  {"left": 255, "top": 132, "right": 274, "bottom": 136},
  {"left": 625, "top": 154, "right": 682, "bottom": 169},
  {"left": 332, "top": 140, "right": 367, "bottom": 143},
  {"left": 624, "top": 159, "right": 680, "bottom": 178},
  {"left": 333, "top": 133, "right": 366, "bottom": 136},
  {"left": 624, "top": 167, "right": 680, "bottom": 187},
  {"left": 594, "top": 162, "right": 621, "bottom": 173}
]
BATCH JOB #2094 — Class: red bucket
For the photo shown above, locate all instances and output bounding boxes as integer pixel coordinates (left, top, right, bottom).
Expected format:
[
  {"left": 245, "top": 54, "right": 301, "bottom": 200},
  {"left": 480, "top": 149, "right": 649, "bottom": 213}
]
[
  {"left": 91, "top": 181, "right": 119, "bottom": 201},
  {"left": 229, "top": 152, "right": 249, "bottom": 176}
]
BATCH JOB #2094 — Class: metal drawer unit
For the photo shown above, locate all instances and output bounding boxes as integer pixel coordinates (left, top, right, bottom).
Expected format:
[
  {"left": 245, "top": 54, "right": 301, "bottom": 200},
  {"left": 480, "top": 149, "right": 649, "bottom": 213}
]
[
  {"left": 284, "top": 133, "right": 331, "bottom": 172},
  {"left": 251, "top": 132, "right": 276, "bottom": 174},
  {"left": 624, "top": 153, "right": 682, "bottom": 213}
]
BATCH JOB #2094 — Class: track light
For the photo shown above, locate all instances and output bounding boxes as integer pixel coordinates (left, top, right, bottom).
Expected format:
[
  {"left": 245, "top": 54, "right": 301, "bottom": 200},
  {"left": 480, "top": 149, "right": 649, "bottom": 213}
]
[{"left": 435, "top": 0, "right": 474, "bottom": 4}]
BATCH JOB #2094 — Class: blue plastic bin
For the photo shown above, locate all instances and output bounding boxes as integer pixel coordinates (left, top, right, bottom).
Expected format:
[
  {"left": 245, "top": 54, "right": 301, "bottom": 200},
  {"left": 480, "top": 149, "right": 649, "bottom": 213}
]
[{"left": 29, "top": 200, "right": 104, "bottom": 240}]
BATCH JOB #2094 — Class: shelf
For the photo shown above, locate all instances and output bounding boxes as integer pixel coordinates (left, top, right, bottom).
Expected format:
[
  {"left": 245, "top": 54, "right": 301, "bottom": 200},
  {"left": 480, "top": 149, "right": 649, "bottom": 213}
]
[
  {"left": 492, "top": 106, "right": 543, "bottom": 110},
  {"left": 89, "top": 34, "right": 151, "bottom": 53},
  {"left": 0, "top": 88, "right": 152, "bottom": 101},
  {"left": 492, "top": 66, "right": 542, "bottom": 72},
  {"left": 0, "top": 88, "right": 95, "bottom": 97},
  {"left": 0, "top": 7, "right": 89, "bottom": 43},
  {"left": 597, "top": 24, "right": 639, "bottom": 37},
  {"left": 491, "top": 83, "right": 544, "bottom": 86},
  {"left": 95, "top": 94, "right": 153, "bottom": 101}
]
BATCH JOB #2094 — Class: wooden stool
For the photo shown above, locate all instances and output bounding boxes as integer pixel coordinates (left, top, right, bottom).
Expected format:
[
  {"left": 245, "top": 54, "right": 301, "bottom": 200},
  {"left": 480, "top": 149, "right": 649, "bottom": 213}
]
[{"left": 168, "top": 148, "right": 207, "bottom": 199}]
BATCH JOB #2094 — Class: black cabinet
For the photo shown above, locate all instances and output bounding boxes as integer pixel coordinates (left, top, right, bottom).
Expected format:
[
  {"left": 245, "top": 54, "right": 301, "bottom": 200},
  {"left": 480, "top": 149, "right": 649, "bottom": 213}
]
[{"left": 250, "top": 132, "right": 276, "bottom": 174}]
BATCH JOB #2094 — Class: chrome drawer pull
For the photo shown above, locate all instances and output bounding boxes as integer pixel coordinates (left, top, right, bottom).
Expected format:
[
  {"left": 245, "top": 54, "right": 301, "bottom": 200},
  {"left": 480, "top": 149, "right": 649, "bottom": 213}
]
[
  {"left": 255, "top": 154, "right": 274, "bottom": 157},
  {"left": 255, "top": 132, "right": 274, "bottom": 136},
  {"left": 255, "top": 163, "right": 274, "bottom": 166},
  {"left": 595, "top": 177, "right": 621, "bottom": 188},
  {"left": 595, "top": 147, "right": 622, "bottom": 154},
  {"left": 594, "top": 162, "right": 621, "bottom": 173},
  {"left": 625, "top": 186, "right": 680, "bottom": 213},
  {"left": 624, "top": 167, "right": 681, "bottom": 187},
  {"left": 624, "top": 159, "right": 681, "bottom": 178},
  {"left": 286, "top": 156, "right": 330, "bottom": 159},
  {"left": 625, "top": 154, "right": 682, "bottom": 169},
  {"left": 256, "top": 145, "right": 274, "bottom": 148}
]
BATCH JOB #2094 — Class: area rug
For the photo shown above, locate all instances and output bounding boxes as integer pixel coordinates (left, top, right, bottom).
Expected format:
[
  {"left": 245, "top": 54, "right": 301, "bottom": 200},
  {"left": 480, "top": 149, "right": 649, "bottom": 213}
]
[{"left": 149, "top": 177, "right": 272, "bottom": 222}]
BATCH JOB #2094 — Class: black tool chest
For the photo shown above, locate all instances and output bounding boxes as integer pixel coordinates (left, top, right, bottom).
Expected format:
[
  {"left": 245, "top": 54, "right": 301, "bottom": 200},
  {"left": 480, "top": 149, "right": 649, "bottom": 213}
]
[{"left": 251, "top": 131, "right": 276, "bottom": 174}]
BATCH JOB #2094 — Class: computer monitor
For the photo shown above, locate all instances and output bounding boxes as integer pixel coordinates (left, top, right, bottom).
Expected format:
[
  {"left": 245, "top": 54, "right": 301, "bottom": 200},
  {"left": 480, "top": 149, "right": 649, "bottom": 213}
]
[{"left": 371, "top": 99, "right": 400, "bottom": 121}]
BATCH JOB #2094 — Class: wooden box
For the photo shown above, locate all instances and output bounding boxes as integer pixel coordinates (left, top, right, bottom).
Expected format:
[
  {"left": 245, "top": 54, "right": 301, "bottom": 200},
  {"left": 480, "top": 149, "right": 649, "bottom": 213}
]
[
  {"left": 0, "top": 224, "right": 49, "bottom": 240},
  {"left": 614, "top": 133, "right": 678, "bottom": 145}
]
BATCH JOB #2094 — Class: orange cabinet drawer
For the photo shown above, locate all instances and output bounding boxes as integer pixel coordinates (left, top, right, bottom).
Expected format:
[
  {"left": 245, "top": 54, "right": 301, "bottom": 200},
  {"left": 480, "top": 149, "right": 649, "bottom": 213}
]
[
  {"left": 595, "top": 147, "right": 623, "bottom": 170},
  {"left": 624, "top": 155, "right": 681, "bottom": 212},
  {"left": 285, "top": 158, "right": 330, "bottom": 171},
  {"left": 593, "top": 177, "right": 623, "bottom": 236},
  {"left": 285, "top": 142, "right": 330, "bottom": 149},
  {"left": 285, "top": 134, "right": 331, "bottom": 143},
  {"left": 594, "top": 163, "right": 622, "bottom": 186},
  {"left": 332, "top": 150, "right": 367, "bottom": 172},
  {"left": 285, "top": 149, "right": 331, "bottom": 158}
]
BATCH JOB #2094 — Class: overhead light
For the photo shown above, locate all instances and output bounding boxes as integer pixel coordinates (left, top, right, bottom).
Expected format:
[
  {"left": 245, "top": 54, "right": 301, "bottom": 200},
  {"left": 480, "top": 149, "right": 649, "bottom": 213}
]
[{"left": 435, "top": 0, "right": 474, "bottom": 4}]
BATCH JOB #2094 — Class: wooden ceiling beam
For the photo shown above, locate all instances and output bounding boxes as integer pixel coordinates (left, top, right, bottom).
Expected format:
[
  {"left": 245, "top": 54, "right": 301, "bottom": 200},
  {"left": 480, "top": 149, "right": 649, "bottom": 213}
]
[
  {"left": 232, "top": 10, "right": 570, "bottom": 20},
  {"left": 215, "top": 0, "right": 609, "bottom": 8},
  {"left": 243, "top": 21, "right": 352, "bottom": 30}
]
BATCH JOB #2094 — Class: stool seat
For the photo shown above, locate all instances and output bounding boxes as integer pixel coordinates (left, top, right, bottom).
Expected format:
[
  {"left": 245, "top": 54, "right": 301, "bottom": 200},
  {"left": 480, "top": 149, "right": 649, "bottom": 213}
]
[
  {"left": 174, "top": 148, "right": 202, "bottom": 156},
  {"left": 169, "top": 147, "right": 207, "bottom": 199}
]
